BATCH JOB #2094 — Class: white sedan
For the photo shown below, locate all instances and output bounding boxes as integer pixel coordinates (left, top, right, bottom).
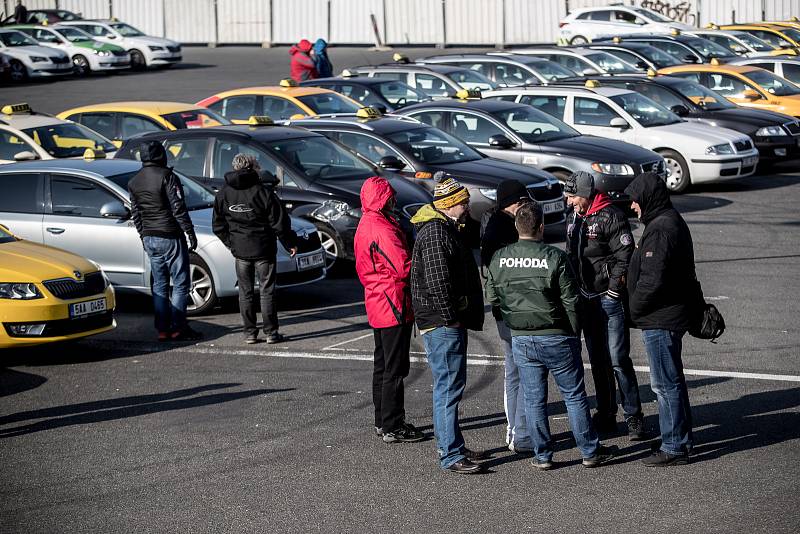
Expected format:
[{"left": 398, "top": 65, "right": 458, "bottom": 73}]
[{"left": 0, "top": 29, "right": 72, "bottom": 81}]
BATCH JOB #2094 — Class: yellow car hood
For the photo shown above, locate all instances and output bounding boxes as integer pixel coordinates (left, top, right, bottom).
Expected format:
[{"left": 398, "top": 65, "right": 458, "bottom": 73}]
[{"left": 0, "top": 240, "right": 98, "bottom": 282}]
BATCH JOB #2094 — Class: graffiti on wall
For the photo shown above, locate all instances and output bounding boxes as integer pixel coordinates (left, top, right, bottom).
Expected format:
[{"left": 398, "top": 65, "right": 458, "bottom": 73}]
[{"left": 640, "top": 0, "right": 697, "bottom": 25}]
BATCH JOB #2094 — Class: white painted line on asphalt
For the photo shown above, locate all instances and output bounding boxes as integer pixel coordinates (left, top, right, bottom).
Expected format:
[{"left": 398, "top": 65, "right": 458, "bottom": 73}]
[
  {"left": 706, "top": 296, "right": 730, "bottom": 301},
  {"left": 322, "top": 332, "right": 374, "bottom": 350}
]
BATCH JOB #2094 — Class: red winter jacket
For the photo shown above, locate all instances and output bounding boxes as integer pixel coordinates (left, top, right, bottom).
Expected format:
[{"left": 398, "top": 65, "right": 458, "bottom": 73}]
[
  {"left": 354, "top": 177, "right": 414, "bottom": 328},
  {"left": 289, "top": 41, "right": 318, "bottom": 82}
]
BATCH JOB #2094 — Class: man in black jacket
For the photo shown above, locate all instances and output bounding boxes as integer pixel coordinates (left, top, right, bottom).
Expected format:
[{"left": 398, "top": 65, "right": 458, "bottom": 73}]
[
  {"left": 128, "top": 140, "right": 201, "bottom": 342},
  {"left": 564, "top": 171, "right": 644, "bottom": 440},
  {"left": 625, "top": 172, "right": 696, "bottom": 466},
  {"left": 213, "top": 154, "right": 297, "bottom": 344},
  {"left": 410, "top": 174, "right": 485, "bottom": 474}
]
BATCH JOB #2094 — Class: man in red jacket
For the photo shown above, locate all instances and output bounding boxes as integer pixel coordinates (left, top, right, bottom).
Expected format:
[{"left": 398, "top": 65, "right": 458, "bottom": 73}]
[
  {"left": 289, "top": 39, "right": 318, "bottom": 82},
  {"left": 355, "top": 177, "right": 424, "bottom": 444}
]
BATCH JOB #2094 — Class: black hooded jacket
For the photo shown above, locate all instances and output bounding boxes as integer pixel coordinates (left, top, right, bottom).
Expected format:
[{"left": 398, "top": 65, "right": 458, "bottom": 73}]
[
  {"left": 212, "top": 168, "right": 296, "bottom": 260},
  {"left": 128, "top": 141, "right": 195, "bottom": 240},
  {"left": 625, "top": 173, "right": 699, "bottom": 331}
]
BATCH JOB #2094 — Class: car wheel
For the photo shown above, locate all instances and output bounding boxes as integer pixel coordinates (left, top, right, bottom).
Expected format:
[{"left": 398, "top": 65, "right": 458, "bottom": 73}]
[
  {"left": 313, "top": 223, "right": 343, "bottom": 270},
  {"left": 659, "top": 149, "right": 691, "bottom": 193},
  {"left": 187, "top": 254, "right": 217, "bottom": 315},
  {"left": 9, "top": 60, "right": 26, "bottom": 82},
  {"left": 570, "top": 35, "right": 589, "bottom": 45},
  {"left": 72, "top": 54, "right": 90, "bottom": 76},
  {"left": 130, "top": 49, "right": 147, "bottom": 70}
]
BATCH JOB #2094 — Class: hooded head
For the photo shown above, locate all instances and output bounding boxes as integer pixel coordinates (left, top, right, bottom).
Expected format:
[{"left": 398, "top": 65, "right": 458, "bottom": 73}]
[
  {"left": 298, "top": 39, "right": 312, "bottom": 52},
  {"left": 360, "top": 176, "right": 395, "bottom": 213},
  {"left": 313, "top": 39, "right": 328, "bottom": 54},
  {"left": 495, "top": 179, "right": 531, "bottom": 210},
  {"left": 624, "top": 172, "right": 672, "bottom": 224},
  {"left": 140, "top": 140, "right": 168, "bottom": 167}
]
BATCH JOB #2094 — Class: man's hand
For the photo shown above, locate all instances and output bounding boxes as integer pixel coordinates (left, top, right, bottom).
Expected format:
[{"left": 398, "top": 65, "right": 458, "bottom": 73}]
[
  {"left": 187, "top": 233, "right": 198, "bottom": 252},
  {"left": 289, "top": 246, "right": 298, "bottom": 257}
]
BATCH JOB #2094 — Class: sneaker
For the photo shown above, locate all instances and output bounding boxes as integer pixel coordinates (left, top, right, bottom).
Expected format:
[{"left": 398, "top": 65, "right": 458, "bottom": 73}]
[
  {"left": 626, "top": 416, "right": 647, "bottom": 441},
  {"left": 642, "top": 450, "right": 689, "bottom": 467},
  {"left": 508, "top": 442, "right": 534, "bottom": 454},
  {"left": 531, "top": 458, "right": 554, "bottom": 471},
  {"left": 244, "top": 335, "right": 259, "bottom": 345},
  {"left": 374, "top": 426, "right": 383, "bottom": 437},
  {"left": 266, "top": 332, "right": 285, "bottom": 344},
  {"left": 171, "top": 327, "right": 203, "bottom": 341},
  {"left": 382, "top": 423, "right": 425, "bottom": 443},
  {"left": 592, "top": 412, "right": 617, "bottom": 434},
  {"left": 582, "top": 445, "right": 617, "bottom": 468}
]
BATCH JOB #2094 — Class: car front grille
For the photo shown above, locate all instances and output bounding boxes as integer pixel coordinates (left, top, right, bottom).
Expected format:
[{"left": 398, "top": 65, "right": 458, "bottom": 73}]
[
  {"left": 111, "top": 49, "right": 128, "bottom": 57},
  {"left": 527, "top": 182, "right": 563, "bottom": 202},
  {"left": 49, "top": 55, "right": 70, "bottom": 64},
  {"left": 43, "top": 272, "right": 105, "bottom": 300},
  {"left": 295, "top": 230, "right": 322, "bottom": 254},
  {"left": 4, "top": 311, "right": 113, "bottom": 338},
  {"left": 734, "top": 139, "right": 753, "bottom": 152},
  {"left": 167, "top": 45, "right": 181, "bottom": 53},
  {"left": 785, "top": 122, "right": 800, "bottom": 135}
]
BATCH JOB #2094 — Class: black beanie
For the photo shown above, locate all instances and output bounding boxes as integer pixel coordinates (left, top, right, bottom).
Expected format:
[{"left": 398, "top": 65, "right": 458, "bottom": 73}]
[
  {"left": 563, "top": 171, "right": 595, "bottom": 199},
  {"left": 496, "top": 179, "right": 531, "bottom": 209}
]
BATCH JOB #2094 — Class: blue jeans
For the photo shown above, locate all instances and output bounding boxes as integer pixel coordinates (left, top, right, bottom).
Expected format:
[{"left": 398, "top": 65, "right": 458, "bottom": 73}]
[
  {"left": 583, "top": 295, "right": 642, "bottom": 419},
  {"left": 641, "top": 329, "right": 693, "bottom": 456},
  {"left": 422, "top": 326, "right": 468, "bottom": 469},
  {"left": 513, "top": 334, "right": 600, "bottom": 462},
  {"left": 496, "top": 320, "right": 531, "bottom": 448},
  {"left": 143, "top": 236, "right": 190, "bottom": 334}
]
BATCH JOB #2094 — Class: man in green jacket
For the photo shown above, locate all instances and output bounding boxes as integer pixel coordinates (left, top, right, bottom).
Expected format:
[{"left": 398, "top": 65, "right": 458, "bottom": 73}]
[{"left": 485, "top": 202, "right": 614, "bottom": 470}]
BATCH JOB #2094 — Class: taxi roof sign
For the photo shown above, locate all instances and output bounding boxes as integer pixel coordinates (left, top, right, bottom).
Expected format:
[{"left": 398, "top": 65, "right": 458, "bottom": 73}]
[
  {"left": 247, "top": 115, "right": 274, "bottom": 126},
  {"left": 393, "top": 53, "right": 410, "bottom": 64},
  {"left": 279, "top": 78, "right": 298, "bottom": 87},
  {"left": 341, "top": 69, "right": 356, "bottom": 77},
  {"left": 455, "top": 89, "right": 482, "bottom": 100},
  {"left": 585, "top": 79, "right": 601, "bottom": 88},
  {"left": 83, "top": 148, "right": 106, "bottom": 160},
  {"left": 646, "top": 69, "right": 657, "bottom": 77},
  {"left": 670, "top": 28, "right": 681, "bottom": 36},
  {"left": 612, "top": 36, "right": 622, "bottom": 43},
  {"left": 705, "top": 22, "right": 719, "bottom": 29},
  {"left": 356, "top": 107, "right": 382, "bottom": 119},
  {"left": 710, "top": 57, "right": 721, "bottom": 66},
  {"left": 1, "top": 103, "right": 32, "bottom": 115}
]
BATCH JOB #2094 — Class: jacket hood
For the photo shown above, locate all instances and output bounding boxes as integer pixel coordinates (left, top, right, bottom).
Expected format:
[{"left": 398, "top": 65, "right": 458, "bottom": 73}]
[
  {"left": 290, "top": 39, "right": 312, "bottom": 55},
  {"left": 313, "top": 39, "right": 328, "bottom": 53},
  {"left": 584, "top": 191, "right": 613, "bottom": 217},
  {"left": 360, "top": 176, "right": 395, "bottom": 212},
  {"left": 140, "top": 140, "right": 167, "bottom": 167},
  {"left": 410, "top": 203, "right": 447, "bottom": 225},
  {"left": 624, "top": 172, "right": 671, "bottom": 224},
  {"left": 224, "top": 168, "right": 261, "bottom": 190}
]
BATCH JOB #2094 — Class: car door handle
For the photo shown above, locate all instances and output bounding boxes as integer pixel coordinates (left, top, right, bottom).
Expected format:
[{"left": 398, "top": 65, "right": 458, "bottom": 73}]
[{"left": 46, "top": 227, "right": 65, "bottom": 234}]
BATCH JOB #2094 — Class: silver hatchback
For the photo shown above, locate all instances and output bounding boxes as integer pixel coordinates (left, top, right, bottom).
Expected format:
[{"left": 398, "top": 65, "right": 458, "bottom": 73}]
[{"left": 0, "top": 159, "right": 326, "bottom": 314}]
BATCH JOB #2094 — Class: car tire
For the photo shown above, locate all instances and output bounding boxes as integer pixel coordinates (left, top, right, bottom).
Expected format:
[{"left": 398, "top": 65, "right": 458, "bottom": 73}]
[
  {"left": 8, "top": 60, "right": 26, "bottom": 82},
  {"left": 312, "top": 222, "right": 343, "bottom": 270},
  {"left": 187, "top": 253, "right": 217, "bottom": 315},
  {"left": 659, "top": 149, "right": 691, "bottom": 193},
  {"left": 72, "top": 54, "right": 91, "bottom": 76},
  {"left": 130, "top": 49, "right": 147, "bottom": 70},
  {"left": 570, "top": 35, "right": 589, "bottom": 45}
]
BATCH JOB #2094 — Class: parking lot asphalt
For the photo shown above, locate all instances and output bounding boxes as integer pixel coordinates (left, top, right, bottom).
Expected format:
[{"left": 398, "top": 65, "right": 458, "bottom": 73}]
[{"left": 1, "top": 47, "right": 800, "bottom": 534}]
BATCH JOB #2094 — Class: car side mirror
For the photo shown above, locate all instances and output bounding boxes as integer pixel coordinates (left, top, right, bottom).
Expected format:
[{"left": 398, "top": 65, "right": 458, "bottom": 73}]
[
  {"left": 683, "top": 54, "right": 699, "bottom": 63},
  {"left": 609, "top": 117, "right": 630, "bottom": 129},
  {"left": 378, "top": 155, "right": 406, "bottom": 170},
  {"left": 742, "top": 89, "right": 762, "bottom": 100},
  {"left": 13, "top": 150, "right": 38, "bottom": 161},
  {"left": 100, "top": 200, "right": 130, "bottom": 219},
  {"left": 670, "top": 104, "right": 690, "bottom": 116},
  {"left": 488, "top": 134, "right": 517, "bottom": 149},
  {"left": 581, "top": 68, "right": 600, "bottom": 76}
]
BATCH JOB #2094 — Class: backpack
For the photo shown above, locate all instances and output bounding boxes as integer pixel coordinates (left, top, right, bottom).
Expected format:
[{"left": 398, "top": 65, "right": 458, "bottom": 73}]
[{"left": 689, "top": 280, "right": 726, "bottom": 342}]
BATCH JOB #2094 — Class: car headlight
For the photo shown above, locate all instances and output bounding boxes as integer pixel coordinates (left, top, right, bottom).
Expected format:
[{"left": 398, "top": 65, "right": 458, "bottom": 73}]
[
  {"left": 706, "top": 143, "right": 734, "bottom": 155},
  {"left": 480, "top": 188, "right": 497, "bottom": 200},
  {"left": 148, "top": 45, "right": 164, "bottom": 51},
  {"left": 591, "top": 162, "right": 634, "bottom": 175},
  {"left": 0, "top": 282, "right": 43, "bottom": 300},
  {"left": 755, "top": 125, "right": 788, "bottom": 137},
  {"left": 30, "top": 56, "right": 48, "bottom": 63},
  {"left": 92, "top": 49, "right": 111, "bottom": 56}
]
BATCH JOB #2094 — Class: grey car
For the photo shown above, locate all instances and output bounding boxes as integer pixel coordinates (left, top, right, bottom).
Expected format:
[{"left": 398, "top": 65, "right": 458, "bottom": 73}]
[
  {"left": 0, "top": 159, "right": 327, "bottom": 314},
  {"left": 343, "top": 63, "right": 498, "bottom": 98},
  {"left": 415, "top": 53, "right": 576, "bottom": 86}
]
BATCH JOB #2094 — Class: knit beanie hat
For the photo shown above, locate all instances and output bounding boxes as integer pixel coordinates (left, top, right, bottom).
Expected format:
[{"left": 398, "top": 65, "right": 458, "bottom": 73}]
[
  {"left": 432, "top": 171, "right": 470, "bottom": 209},
  {"left": 563, "top": 171, "right": 595, "bottom": 199},
  {"left": 496, "top": 179, "right": 531, "bottom": 209}
]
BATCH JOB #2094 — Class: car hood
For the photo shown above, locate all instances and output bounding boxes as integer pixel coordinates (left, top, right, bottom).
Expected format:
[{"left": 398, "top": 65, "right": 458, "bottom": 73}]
[
  {"left": 125, "top": 35, "right": 179, "bottom": 48},
  {"left": 652, "top": 120, "right": 749, "bottom": 143},
  {"left": 74, "top": 40, "right": 126, "bottom": 53},
  {"left": 420, "top": 157, "right": 554, "bottom": 188},
  {"left": 0, "top": 239, "right": 99, "bottom": 282},
  {"left": 536, "top": 135, "right": 660, "bottom": 164},
  {"left": 10, "top": 44, "right": 68, "bottom": 58},
  {"left": 699, "top": 107, "right": 797, "bottom": 129}
]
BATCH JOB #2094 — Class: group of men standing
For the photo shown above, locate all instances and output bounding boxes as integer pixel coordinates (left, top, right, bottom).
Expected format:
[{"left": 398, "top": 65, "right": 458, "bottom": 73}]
[{"left": 356, "top": 170, "right": 697, "bottom": 474}]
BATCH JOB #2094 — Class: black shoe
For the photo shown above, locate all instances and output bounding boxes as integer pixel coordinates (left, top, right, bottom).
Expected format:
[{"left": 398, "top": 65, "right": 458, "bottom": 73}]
[
  {"left": 383, "top": 423, "right": 425, "bottom": 443},
  {"left": 266, "top": 332, "right": 285, "bottom": 344},
  {"left": 642, "top": 450, "right": 689, "bottom": 467},
  {"left": 171, "top": 327, "right": 203, "bottom": 341},
  {"left": 592, "top": 412, "right": 617, "bottom": 434},
  {"left": 531, "top": 458, "right": 555, "bottom": 471},
  {"left": 626, "top": 416, "right": 647, "bottom": 441},
  {"left": 445, "top": 458, "right": 482, "bottom": 474},
  {"left": 463, "top": 447, "right": 490, "bottom": 461},
  {"left": 582, "top": 445, "right": 617, "bottom": 468},
  {"left": 244, "top": 334, "right": 259, "bottom": 345}
]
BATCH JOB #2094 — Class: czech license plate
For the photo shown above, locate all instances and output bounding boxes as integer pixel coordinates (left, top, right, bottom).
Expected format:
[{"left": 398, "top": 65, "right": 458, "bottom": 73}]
[
  {"left": 742, "top": 156, "right": 758, "bottom": 166},
  {"left": 69, "top": 297, "right": 106, "bottom": 318},
  {"left": 543, "top": 199, "right": 565, "bottom": 215},
  {"left": 298, "top": 252, "right": 325, "bottom": 270}
]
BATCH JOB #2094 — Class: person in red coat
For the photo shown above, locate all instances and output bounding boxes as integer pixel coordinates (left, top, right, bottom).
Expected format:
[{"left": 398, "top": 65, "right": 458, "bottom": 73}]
[
  {"left": 354, "top": 177, "right": 424, "bottom": 444},
  {"left": 289, "top": 39, "right": 318, "bottom": 82}
]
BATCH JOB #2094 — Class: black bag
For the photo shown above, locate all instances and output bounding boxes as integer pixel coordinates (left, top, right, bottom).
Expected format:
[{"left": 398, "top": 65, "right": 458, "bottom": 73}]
[{"left": 688, "top": 279, "right": 726, "bottom": 342}]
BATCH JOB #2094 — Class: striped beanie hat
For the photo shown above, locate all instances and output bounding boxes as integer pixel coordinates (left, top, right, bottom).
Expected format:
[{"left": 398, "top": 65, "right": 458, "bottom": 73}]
[{"left": 433, "top": 172, "right": 470, "bottom": 209}]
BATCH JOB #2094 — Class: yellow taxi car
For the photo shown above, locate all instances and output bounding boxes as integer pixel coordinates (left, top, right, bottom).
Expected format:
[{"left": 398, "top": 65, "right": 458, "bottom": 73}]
[
  {"left": 659, "top": 61, "right": 800, "bottom": 117},
  {"left": 718, "top": 23, "right": 800, "bottom": 51},
  {"left": 195, "top": 79, "right": 364, "bottom": 123},
  {"left": 0, "top": 223, "right": 115, "bottom": 349},
  {"left": 56, "top": 101, "right": 230, "bottom": 147}
]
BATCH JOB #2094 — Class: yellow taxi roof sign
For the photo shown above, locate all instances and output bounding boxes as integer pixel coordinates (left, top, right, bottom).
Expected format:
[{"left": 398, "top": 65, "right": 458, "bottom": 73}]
[
  {"left": 279, "top": 78, "right": 298, "bottom": 87},
  {"left": 710, "top": 57, "right": 721, "bottom": 66},
  {"left": 790, "top": 16, "right": 799, "bottom": 22},
  {"left": 247, "top": 115, "right": 274, "bottom": 126},
  {"left": 356, "top": 107, "right": 382, "bottom": 119},
  {"left": 341, "top": 69, "right": 356, "bottom": 77},
  {"left": 393, "top": 53, "right": 410, "bottom": 64},
  {"left": 705, "top": 22, "right": 719, "bottom": 29},
  {"left": 646, "top": 69, "right": 657, "bottom": 77},
  {"left": 1, "top": 103, "right": 32, "bottom": 115},
  {"left": 83, "top": 148, "right": 106, "bottom": 160},
  {"left": 670, "top": 28, "right": 681, "bottom": 36},
  {"left": 585, "top": 79, "right": 601, "bottom": 88},
  {"left": 612, "top": 36, "right": 622, "bottom": 43},
  {"left": 455, "top": 89, "right": 482, "bottom": 100}
]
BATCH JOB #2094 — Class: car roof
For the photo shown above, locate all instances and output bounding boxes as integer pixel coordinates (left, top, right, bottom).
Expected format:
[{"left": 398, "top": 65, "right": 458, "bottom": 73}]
[
  {"left": 493, "top": 84, "right": 632, "bottom": 97},
  {"left": 423, "top": 54, "right": 551, "bottom": 66},
  {"left": 0, "top": 111, "right": 67, "bottom": 129},
  {"left": 402, "top": 98, "right": 524, "bottom": 113},
  {"left": 61, "top": 101, "right": 205, "bottom": 115},
  {"left": 590, "top": 41, "right": 663, "bottom": 51},
  {"left": 133, "top": 123, "right": 322, "bottom": 142},
  {"left": 210, "top": 86, "right": 337, "bottom": 98},
  {"left": 661, "top": 63, "right": 760, "bottom": 74},
  {"left": 282, "top": 114, "right": 428, "bottom": 135},
  {"left": 303, "top": 76, "right": 387, "bottom": 86},
  {"left": 351, "top": 63, "right": 471, "bottom": 75},
  {"left": 0, "top": 158, "right": 141, "bottom": 177},
  {"left": 508, "top": 47, "right": 597, "bottom": 57}
]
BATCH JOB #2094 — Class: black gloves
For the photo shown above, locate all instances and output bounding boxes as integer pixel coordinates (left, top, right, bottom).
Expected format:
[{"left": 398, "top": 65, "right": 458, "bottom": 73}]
[{"left": 187, "top": 232, "right": 198, "bottom": 252}]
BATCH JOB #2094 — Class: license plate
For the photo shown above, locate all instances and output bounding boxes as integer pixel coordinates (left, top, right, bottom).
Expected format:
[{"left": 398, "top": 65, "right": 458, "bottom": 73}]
[
  {"left": 297, "top": 252, "right": 324, "bottom": 270},
  {"left": 543, "top": 199, "right": 564, "bottom": 215},
  {"left": 69, "top": 297, "right": 106, "bottom": 318},
  {"left": 742, "top": 156, "right": 757, "bottom": 166}
]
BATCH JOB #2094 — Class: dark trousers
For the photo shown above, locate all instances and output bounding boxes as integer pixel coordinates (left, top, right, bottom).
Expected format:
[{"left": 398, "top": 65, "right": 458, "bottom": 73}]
[
  {"left": 235, "top": 258, "right": 277, "bottom": 337},
  {"left": 372, "top": 322, "right": 412, "bottom": 433}
]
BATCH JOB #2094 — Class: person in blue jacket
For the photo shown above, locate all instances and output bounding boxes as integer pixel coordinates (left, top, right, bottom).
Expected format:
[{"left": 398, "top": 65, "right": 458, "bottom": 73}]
[{"left": 312, "top": 38, "right": 333, "bottom": 78}]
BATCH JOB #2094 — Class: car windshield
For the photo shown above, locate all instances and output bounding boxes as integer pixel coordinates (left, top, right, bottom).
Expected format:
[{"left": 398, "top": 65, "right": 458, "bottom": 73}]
[
  {"left": 54, "top": 26, "right": 92, "bottom": 43},
  {"left": 447, "top": 69, "right": 498, "bottom": 90},
  {"left": 735, "top": 32, "right": 775, "bottom": 51},
  {"left": 264, "top": 135, "right": 375, "bottom": 181},
  {"left": 585, "top": 52, "right": 639, "bottom": 73},
  {"left": 296, "top": 93, "right": 363, "bottom": 115},
  {"left": 684, "top": 37, "right": 737, "bottom": 59},
  {"left": 637, "top": 45, "right": 682, "bottom": 67},
  {"left": 630, "top": 7, "right": 673, "bottom": 23},
  {"left": 780, "top": 27, "right": 800, "bottom": 43},
  {"left": 107, "top": 171, "right": 215, "bottom": 211},
  {"left": 56, "top": 10, "right": 81, "bottom": 21},
  {"left": 491, "top": 105, "right": 580, "bottom": 143},
  {"left": 387, "top": 126, "right": 482, "bottom": 164},
  {"left": 610, "top": 93, "right": 681, "bottom": 127},
  {"left": 671, "top": 79, "right": 736, "bottom": 110},
  {"left": 161, "top": 109, "right": 230, "bottom": 129},
  {"left": 746, "top": 69, "right": 800, "bottom": 96},
  {"left": 0, "top": 31, "right": 39, "bottom": 47},
  {"left": 22, "top": 123, "right": 116, "bottom": 158},
  {"left": 375, "top": 81, "right": 431, "bottom": 107},
  {"left": 530, "top": 60, "right": 575, "bottom": 81},
  {"left": 109, "top": 23, "right": 145, "bottom": 37},
  {"left": 0, "top": 225, "right": 16, "bottom": 244}
]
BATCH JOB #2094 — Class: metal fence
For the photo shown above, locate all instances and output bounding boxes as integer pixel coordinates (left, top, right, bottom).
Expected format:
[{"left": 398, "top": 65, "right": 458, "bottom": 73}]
[{"left": 1, "top": 0, "right": 796, "bottom": 45}]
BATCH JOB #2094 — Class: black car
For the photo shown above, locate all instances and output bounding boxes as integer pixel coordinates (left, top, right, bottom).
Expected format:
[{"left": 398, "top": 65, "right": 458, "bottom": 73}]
[
  {"left": 115, "top": 124, "right": 432, "bottom": 267},
  {"left": 299, "top": 76, "right": 432, "bottom": 112},
  {"left": 563, "top": 74, "right": 800, "bottom": 165},
  {"left": 585, "top": 42, "right": 684, "bottom": 71},
  {"left": 397, "top": 96, "right": 664, "bottom": 201},
  {"left": 282, "top": 113, "right": 566, "bottom": 230},
  {"left": 1, "top": 9, "right": 81, "bottom": 25},
  {"left": 593, "top": 33, "right": 737, "bottom": 64}
]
